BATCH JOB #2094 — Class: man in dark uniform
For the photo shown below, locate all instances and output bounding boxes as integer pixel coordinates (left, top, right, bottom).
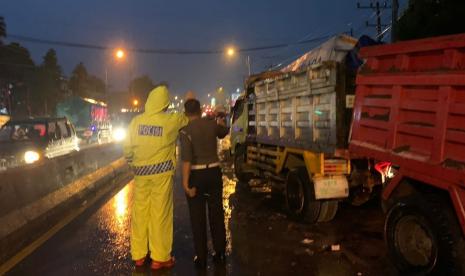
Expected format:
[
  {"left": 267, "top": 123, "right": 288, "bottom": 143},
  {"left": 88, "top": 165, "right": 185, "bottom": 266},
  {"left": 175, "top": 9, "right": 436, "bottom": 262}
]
[{"left": 180, "top": 99, "right": 229, "bottom": 269}]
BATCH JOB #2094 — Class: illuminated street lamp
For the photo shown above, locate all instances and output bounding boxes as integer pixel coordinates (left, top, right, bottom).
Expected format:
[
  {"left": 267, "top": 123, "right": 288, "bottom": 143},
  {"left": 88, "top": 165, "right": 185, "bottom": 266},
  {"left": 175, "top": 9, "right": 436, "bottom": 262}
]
[
  {"left": 115, "top": 48, "right": 126, "bottom": 60},
  {"left": 225, "top": 45, "right": 251, "bottom": 76},
  {"left": 105, "top": 48, "right": 127, "bottom": 93},
  {"left": 133, "top": 99, "right": 139, "bottom": 106},
  {"left": 174, "top": 96, "right": 178, "bottom": 100},
  {"left": 226, "top": 47, "right": 236, "bottom": 57}
]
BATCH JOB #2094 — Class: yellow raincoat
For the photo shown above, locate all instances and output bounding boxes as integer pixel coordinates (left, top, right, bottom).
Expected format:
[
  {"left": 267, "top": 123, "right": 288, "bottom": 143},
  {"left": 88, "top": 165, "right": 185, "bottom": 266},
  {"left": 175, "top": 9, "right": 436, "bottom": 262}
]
[{"left": 124, "top": 86, "right": 188, "bottom": 262}]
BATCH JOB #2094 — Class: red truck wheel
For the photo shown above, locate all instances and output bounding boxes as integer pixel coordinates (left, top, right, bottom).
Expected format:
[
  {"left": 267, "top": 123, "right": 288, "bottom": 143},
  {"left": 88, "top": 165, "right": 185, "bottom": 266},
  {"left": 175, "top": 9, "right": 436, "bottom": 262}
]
[
  {"left": 285, "top": 168, "right": 321, "bottom": 223},
  {"left": 385, "top": 193, "right": 465, "bottom": 275}
]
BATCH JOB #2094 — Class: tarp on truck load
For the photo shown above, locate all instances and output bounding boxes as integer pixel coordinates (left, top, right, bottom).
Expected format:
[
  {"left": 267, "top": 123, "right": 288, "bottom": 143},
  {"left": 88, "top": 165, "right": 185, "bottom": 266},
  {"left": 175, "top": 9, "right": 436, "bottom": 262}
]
[
  {"left": 246, "top": 34, "right": 362, "bottom": 153},
  {"left": 282, "top": 34, "right": 358, "bottom": 72}
]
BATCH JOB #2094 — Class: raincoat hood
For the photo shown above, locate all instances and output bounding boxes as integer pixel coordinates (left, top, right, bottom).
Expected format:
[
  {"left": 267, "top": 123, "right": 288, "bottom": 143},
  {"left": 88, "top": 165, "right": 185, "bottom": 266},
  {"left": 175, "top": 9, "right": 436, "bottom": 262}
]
[{"left": 145, "top": 86, "right": 171, "bottom": 114}]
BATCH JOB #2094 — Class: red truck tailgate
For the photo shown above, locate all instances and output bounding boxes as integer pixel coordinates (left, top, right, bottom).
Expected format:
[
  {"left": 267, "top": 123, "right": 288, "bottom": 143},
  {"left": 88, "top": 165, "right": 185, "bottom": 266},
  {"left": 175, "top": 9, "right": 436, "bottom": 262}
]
[{"left": 350, "top": 33, "right": 465, "bottom": 190}]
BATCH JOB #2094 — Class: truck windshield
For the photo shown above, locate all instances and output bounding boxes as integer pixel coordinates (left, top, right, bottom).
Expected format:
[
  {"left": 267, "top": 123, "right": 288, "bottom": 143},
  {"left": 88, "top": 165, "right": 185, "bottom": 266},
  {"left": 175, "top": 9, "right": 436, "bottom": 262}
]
[{"left": 0, "top": 123, "right": 47, "bottom": 142}]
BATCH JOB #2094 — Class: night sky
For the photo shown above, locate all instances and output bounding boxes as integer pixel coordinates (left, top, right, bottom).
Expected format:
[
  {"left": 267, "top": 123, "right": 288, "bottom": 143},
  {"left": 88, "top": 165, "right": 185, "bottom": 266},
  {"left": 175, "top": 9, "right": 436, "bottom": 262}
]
[{"left": 1, "top": 0, "right": 405, "bottom": 101}]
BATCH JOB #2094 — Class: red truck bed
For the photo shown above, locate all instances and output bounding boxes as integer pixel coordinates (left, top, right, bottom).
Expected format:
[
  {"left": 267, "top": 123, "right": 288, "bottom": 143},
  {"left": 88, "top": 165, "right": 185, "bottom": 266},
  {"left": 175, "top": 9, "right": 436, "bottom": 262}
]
[{"left": 349, "top": 33, "right": 465, "bottom": 233}]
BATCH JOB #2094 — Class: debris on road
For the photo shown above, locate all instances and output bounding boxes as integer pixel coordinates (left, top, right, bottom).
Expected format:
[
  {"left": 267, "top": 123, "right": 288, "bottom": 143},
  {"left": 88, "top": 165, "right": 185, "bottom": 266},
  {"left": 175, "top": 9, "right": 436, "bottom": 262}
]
[
  {"left": 301, "top": 238, "right": 314, "bottom": 245},
  {"left": 305, "top": 249, "right": 314, "bottom": 256}
]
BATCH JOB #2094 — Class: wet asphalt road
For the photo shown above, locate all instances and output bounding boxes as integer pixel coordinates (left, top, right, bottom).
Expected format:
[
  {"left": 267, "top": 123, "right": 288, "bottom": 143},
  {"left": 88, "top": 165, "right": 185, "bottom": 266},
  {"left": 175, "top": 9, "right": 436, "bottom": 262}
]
[{"left": 7, "top": 156, "right": 398, "bottom": 276}]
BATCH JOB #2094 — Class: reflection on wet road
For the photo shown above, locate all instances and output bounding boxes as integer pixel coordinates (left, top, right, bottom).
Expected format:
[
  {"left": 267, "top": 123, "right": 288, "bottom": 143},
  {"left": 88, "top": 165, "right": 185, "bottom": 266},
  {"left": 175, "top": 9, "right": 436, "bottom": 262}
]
[
  {"left": 222, "top": 176, "right": 236, "bottom": 255},
  {"left": 8, "top": 158, "right": 395, "bottom": 276}
]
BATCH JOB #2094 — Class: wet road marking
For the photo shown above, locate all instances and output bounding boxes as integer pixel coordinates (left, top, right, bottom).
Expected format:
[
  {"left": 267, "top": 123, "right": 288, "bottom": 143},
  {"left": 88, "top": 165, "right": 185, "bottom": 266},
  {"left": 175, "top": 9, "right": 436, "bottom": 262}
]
[{"left": 0, "top": 162, "right": 133, "bottom": 275}]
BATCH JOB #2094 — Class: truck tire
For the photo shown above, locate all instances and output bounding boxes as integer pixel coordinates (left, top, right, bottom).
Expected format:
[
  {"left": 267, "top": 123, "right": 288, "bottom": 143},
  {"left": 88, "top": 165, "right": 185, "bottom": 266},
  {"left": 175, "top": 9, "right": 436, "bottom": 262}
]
[
  {"left": 285, "top": 167, "right": 321, "bottom": 223},
  {"left": 317, "top": 200, "right": 338, "bottom": 222},
  {"left": 385, "top": 193, "right": 465, "bottom": 275},
  {"left": 234, "top": 145, "right": 252, "bottom": 183}
]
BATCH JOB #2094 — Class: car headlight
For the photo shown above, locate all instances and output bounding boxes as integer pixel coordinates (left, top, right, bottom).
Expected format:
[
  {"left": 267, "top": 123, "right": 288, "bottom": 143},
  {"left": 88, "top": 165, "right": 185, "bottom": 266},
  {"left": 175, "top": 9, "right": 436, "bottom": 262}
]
[
  {"left": 24, "top": 151, "right": 40, "bottom": 164},
  {"left": 112, "top": 128, "right": 127, "bottom": 142}
]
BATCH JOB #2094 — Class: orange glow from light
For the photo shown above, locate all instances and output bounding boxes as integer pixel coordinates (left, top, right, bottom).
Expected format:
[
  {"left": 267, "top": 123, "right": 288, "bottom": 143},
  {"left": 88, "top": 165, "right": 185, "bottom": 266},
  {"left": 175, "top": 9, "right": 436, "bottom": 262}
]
[
  {"left": 226, "top": 47, "right": 236, "bottom": 57},
  {"left": 115, "top": 49, "right": 125, "bottom": 59},
  {"left": 133, "top": 99, "right": 139, "bottom": 106},
  {"left": 114, "top": 184, "right": 129, "bottom": 226}
]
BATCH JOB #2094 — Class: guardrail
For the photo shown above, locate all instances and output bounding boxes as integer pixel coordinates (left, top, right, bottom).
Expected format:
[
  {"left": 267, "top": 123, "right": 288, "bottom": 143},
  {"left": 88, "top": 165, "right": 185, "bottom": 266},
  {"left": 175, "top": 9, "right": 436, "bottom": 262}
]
[{"left": 0, "top": 143, "right": 132, "bottom": 270}]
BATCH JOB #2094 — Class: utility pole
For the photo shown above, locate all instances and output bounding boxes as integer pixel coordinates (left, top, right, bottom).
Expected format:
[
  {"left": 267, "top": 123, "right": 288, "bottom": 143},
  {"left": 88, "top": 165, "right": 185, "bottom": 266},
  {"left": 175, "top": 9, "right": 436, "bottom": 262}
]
[
  {"left": 391, "top": 0, "right": 399, "bottom": 42},
  {"left": 357, "top": 1, "right": 391, "bottom": 41},
  {"left": 246, "top": 55, "right": 251, "bottom": 76}
]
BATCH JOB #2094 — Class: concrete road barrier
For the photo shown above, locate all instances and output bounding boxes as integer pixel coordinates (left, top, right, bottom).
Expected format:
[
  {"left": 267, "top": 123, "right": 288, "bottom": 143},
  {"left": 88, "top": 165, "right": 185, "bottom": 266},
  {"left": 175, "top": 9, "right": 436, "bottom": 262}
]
[{"left": 0, "top": 143, "right": 133, "bottom": 267}]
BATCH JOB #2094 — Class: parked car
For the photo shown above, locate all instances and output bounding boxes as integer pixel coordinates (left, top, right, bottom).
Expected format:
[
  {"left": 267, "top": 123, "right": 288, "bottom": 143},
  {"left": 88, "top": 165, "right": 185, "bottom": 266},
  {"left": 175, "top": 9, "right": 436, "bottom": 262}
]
[{"left": 0, "top": 117, "right": 79, "bottom": 170}]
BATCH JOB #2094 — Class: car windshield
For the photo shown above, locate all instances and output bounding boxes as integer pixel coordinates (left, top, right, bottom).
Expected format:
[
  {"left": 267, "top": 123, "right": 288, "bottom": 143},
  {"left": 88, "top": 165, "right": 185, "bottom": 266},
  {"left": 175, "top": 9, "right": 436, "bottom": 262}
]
[{"left": 0, "top": 123, "right": 47, "bottom": 142}]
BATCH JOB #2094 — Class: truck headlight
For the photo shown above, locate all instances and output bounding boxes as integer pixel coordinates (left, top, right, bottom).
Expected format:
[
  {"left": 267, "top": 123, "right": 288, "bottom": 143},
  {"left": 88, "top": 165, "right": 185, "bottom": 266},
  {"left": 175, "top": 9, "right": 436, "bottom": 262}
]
[
  {"left": 112, "top": 128, "right": 127, "bottom": 142},
  {"left": 24, "top": 151, "right": 40, "bottom": 164}
]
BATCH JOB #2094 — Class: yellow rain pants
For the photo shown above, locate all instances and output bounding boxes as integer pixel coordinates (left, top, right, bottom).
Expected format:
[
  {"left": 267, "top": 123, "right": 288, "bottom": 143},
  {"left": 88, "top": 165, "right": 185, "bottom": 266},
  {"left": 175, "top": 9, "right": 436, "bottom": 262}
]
[
  {"left": 131, "top": 174, "right": 173, "bottom": 261},
  {"left": 124, "top": 85, "right": 188, "bottom": 261}
]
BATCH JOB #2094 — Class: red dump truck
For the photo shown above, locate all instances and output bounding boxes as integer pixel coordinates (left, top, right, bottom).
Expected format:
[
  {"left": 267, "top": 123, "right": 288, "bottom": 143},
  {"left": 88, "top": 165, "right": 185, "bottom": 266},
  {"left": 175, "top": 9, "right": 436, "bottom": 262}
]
[{"left": 349, "top": 34, "right": 465, "bottom": 274}]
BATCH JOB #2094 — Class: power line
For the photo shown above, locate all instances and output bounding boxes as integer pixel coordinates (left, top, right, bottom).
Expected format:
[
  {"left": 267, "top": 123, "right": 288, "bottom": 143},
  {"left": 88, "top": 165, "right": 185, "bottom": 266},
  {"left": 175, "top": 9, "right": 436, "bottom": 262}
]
[
  {"left": 7, "top": 34, "right": 108, "bottom": 51},
  {"left": 7, "top": 33, "right": 334, "bottom": 55},
  {"left": 0, "top": 61, "right": 35, "bottom": 68},
  {"left": 357, "top": 1, "right": 391, "bottom": 41}
]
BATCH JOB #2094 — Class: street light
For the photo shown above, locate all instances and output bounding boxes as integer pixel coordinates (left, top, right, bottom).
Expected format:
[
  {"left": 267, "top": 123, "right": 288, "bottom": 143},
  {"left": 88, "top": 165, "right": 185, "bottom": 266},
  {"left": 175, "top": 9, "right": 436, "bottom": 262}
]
[
  {"left": 174, "top": 96, "right": 178, "bottom": 100},
  {"left": 105, "top": 48, "right": 127, "bottom": 94},
  {"left": 225, "top": 45, "right": 251, "bottom": 76},
  {"left": 115, "top": 48, "right": 125, "bottom": 60},
  {"left": 133, "top": 99, "right": 139, "bottom": 106},
  {"left": 226, "top": 47, "right": 236, "bottom": 57}
]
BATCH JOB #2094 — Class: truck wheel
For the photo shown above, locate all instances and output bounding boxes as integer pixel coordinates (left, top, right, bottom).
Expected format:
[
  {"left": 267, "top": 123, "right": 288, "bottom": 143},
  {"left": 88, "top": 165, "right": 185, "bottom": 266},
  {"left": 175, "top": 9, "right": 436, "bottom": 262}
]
[
  {"left": 385, "top": 193, "right": 465, "bottom": 275},
  {"left": 285, "top": 168, "right": 321, "bottom": 223},
  {"left": 234, "top": 146, "right": 252, "bottom": 183},
  {"left": 317, "top": 200, "right": 338, "bottom": 222}
]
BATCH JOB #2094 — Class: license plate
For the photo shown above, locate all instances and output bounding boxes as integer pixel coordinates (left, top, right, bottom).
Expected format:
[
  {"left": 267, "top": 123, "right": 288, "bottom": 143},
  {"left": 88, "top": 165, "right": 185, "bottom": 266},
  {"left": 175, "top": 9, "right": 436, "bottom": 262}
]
[{"left": 313, "top": 175, "right": 349, "bottom": 200}]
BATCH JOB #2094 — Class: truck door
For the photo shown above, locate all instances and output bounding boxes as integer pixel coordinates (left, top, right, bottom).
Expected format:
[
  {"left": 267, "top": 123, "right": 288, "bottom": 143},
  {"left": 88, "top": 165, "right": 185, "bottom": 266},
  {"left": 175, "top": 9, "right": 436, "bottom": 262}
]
[{"left": 230, "top": 98, "right": 247, "bottom": 154}]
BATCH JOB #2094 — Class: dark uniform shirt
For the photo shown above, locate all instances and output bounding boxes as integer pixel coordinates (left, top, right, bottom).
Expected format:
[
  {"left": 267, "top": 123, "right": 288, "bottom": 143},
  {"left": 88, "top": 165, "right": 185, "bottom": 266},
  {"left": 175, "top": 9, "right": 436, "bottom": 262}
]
[{"left": 180, "top": 118, "right": 229, "bottom": 165}]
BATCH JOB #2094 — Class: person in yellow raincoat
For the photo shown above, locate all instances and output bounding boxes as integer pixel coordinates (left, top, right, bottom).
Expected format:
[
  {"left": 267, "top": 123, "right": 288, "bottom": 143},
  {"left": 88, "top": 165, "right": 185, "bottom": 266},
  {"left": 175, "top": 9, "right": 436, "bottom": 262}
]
[{"left": 123, "top": 84, "right": 188, "bottom": 270}]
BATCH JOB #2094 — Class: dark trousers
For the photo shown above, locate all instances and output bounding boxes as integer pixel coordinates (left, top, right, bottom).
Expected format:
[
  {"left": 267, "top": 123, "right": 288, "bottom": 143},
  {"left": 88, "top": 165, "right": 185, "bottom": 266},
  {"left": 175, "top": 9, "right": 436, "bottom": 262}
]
[{"left": 187, "top": 167, "right": 226, "bottom": 260}]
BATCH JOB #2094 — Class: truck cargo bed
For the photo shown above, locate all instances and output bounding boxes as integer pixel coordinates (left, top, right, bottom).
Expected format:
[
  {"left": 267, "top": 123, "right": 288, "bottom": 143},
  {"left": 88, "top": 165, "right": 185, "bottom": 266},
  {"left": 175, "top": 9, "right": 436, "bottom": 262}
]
[{"left": 247, "top": 61, "right": 355, "bottom": 154}]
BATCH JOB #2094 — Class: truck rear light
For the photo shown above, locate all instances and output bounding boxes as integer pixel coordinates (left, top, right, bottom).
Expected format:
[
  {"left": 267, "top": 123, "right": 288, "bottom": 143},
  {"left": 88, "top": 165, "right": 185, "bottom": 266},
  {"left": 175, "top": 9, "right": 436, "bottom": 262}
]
[
  {"left": 375, "top": 161, "right": 395, "bottom": 183},
  {"left": 323, "top": 159, "right": 350, "bottom": 175}
]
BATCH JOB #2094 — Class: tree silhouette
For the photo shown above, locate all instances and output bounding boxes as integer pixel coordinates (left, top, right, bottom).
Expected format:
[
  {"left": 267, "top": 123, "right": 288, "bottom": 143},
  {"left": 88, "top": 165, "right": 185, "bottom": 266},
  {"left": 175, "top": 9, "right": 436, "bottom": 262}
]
[
  {"left": 396, "top": 0, "right": 465, "bottom": 40},
  {"left": 129, "top": 75, "right": 154, "bottom": 104},
  {"left": 69, "top": 62, "right": 89, "bottom": 98},
  {"left": 68, "top": 62, "right": 106, "bottom": 101},
  {"left": 33, "top": 49, "right": 63, "bottom": 115}
]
